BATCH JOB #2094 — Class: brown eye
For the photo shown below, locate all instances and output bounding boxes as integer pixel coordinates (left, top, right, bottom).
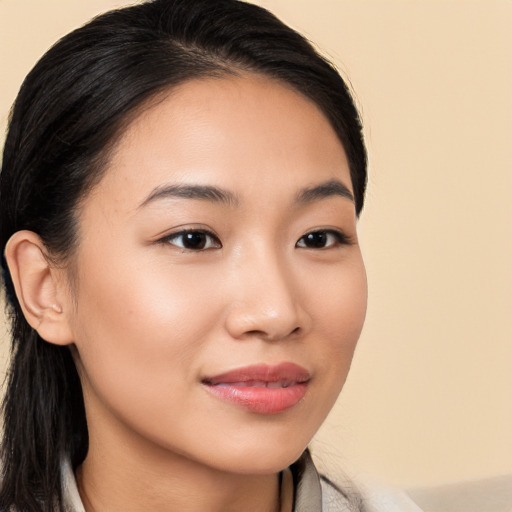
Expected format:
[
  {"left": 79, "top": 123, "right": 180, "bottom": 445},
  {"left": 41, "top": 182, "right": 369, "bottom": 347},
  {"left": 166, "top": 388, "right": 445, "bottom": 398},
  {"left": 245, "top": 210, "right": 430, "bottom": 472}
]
[
  {"left": 164, "top": 230, "right": 221, "bottom": 250},
  {"left": 296, "top": 230, "right": 348, "bottom": 249}
]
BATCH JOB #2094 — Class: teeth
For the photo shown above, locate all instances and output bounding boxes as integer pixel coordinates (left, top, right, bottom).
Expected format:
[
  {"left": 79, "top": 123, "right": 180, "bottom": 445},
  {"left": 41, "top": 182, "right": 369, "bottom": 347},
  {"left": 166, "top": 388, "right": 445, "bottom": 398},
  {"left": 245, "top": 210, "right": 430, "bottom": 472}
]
[
  {"left": 267, "top": 380, "right": 293, "bottom": 388},
  {"left": 226, "top": 380, "right": 268, "bottom": 387},
  {"left": 214, "top": 380, "right": 296, "bottom": 388}
]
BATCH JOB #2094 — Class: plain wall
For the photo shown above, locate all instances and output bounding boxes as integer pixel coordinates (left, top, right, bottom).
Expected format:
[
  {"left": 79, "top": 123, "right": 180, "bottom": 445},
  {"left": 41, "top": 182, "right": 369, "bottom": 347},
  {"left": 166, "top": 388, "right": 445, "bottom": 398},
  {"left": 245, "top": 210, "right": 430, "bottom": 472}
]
[{"left": 1, "top": 0, "right": 511, "bottom": 488}]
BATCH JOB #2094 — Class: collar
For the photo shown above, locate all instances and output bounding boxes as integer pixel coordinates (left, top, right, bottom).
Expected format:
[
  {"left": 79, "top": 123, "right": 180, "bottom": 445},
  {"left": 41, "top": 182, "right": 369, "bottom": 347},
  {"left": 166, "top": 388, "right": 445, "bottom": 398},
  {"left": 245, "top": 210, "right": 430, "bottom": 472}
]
[{"left": 289, "top": 449, "right": 323, "bottom": 511}]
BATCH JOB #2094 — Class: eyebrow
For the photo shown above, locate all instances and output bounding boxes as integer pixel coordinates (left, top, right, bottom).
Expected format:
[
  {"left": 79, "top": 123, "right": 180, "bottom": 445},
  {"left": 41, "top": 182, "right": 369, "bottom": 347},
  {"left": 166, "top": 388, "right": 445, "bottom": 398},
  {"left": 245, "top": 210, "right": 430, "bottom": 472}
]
[
  {"left": 139, "top": 183, "right": 239, "bottom": 208},
  {"left": 139, "top": 178, "right": 353, "bottom": 209},
  {"left": 295, "top": 179, "right": 354, "bottom": 204}
]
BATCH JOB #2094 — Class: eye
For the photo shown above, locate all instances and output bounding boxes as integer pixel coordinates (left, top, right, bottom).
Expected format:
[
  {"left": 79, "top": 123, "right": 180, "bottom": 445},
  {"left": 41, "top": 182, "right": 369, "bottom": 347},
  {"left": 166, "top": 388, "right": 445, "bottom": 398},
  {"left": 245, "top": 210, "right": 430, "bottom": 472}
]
[
  {"left": 296, "top": 230, "right": 350, "bottom": 249},
  {"left": 162, "top": 230, "right": 221, "bottom": 251}
]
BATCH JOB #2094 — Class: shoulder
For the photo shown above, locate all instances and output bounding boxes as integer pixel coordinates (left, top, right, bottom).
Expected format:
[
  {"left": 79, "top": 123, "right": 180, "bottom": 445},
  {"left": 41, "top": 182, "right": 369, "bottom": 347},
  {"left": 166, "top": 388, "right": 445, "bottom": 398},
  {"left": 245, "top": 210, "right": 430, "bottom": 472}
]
[
  {"left": 356, "top": 480, "right": 424, "bottom": 512},
  {"left": 320, "top": 474, "right": 423, "bottom": 512},
  {"left": 291, "top": 450, "right": 423, "bottom": 512},
  {"left": 319, "top": 475, "right": 358, "bottom": 511}
]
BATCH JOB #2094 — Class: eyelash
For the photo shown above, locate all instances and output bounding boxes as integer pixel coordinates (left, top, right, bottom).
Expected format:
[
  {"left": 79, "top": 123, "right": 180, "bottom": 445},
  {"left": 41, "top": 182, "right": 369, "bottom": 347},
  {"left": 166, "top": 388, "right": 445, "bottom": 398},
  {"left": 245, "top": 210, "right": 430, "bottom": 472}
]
[
  {"left": 159, "top": 228, "right": 352, "bottom": 251},
  {"left": 295, "top": 229, "right": 352, "bottom": 249},
  {"left": 160, "top": 229, "right": 221, "bottom": 251}
]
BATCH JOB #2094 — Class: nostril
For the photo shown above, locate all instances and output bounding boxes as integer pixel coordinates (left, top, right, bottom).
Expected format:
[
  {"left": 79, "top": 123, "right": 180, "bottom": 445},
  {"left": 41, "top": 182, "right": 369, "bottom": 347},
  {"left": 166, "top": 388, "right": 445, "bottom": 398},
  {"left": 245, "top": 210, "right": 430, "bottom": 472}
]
[
  {"left": 243, "top": 326, "right": 301, "bottom": 341},
  {"left": 245, "top": 330, "right": 266, "bottom": 338}
]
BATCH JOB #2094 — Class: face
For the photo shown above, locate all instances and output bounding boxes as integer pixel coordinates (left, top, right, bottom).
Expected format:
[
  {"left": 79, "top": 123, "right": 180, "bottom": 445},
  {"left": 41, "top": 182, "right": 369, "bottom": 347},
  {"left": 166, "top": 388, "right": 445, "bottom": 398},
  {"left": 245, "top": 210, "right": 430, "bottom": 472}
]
[{"left": 65, "top": 74, "right": 367, "bottom": 475}]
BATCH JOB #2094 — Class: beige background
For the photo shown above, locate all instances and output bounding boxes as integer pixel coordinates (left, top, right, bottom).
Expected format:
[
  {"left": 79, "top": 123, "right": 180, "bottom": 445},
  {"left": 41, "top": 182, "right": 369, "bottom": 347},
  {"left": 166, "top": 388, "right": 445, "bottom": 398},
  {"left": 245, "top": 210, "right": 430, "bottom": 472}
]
[{"left": 1, "top": 0, "right": 511, "bottom": 489}]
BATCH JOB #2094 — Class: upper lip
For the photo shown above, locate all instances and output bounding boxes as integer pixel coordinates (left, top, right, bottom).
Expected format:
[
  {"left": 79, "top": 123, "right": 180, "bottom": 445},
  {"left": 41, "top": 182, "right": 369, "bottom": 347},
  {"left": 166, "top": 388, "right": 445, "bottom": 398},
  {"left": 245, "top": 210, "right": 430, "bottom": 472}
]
[{"left": 202, "top": 362, "right": 310, "bottom": 385}]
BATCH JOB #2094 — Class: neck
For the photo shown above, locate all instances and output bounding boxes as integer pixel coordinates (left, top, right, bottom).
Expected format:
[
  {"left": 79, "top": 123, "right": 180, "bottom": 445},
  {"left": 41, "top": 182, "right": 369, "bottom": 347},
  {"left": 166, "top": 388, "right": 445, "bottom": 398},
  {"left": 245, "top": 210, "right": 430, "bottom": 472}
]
[{"left": 76, "top": 422, "right": 281, "bottom": 512}]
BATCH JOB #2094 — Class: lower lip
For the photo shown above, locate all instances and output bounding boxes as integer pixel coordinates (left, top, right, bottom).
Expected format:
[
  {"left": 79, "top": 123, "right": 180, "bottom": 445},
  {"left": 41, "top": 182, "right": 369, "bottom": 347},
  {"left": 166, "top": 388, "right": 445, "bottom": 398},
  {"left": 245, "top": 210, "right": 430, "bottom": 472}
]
[{"left": 204, "top": 383, "right": 308, "bottom": 414}]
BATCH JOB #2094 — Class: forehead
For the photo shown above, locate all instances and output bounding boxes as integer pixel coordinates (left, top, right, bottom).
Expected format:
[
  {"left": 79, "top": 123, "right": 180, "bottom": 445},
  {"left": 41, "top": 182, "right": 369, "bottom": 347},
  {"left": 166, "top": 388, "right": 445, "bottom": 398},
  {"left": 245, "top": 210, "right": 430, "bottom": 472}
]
[{"left": 87, "top": 74, "right": 351, "bottom": 211}]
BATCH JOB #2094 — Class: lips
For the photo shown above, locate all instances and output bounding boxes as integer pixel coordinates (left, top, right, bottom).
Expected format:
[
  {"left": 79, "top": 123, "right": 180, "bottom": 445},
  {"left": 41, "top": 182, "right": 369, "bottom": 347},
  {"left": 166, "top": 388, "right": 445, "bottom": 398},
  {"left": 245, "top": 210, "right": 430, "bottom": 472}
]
[{"left": 202, "top": 363, "right": 310, "bottom": 414}]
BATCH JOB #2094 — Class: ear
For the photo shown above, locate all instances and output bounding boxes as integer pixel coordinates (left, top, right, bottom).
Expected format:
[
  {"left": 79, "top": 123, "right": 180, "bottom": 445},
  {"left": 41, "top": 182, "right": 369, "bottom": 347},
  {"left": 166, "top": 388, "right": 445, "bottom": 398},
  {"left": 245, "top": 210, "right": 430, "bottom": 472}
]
[{"left": 4, "top": 230, "right": 74, "bottom": 346}]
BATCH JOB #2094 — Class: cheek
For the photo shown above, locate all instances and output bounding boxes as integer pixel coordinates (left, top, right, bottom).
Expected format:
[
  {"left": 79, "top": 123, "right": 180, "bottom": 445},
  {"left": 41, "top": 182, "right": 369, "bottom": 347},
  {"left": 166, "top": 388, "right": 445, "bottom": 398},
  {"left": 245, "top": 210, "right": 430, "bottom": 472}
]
[
  {"left": 68, "top": 252, "right": 225, "bottom": 407},
  {"left": 299, "top": 255, "right": 367, "bottom": 411},
  {"left": 312, "top": 258, "right": 367, "bottom": 397},
  {"left": 309, "top": 256, "right": 367, "bottom": 348}
]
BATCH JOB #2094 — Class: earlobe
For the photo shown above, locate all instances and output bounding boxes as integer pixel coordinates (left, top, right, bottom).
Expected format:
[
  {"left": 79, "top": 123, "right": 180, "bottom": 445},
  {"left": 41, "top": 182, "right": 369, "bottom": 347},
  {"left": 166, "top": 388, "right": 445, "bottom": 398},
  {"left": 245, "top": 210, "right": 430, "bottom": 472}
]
[{"left": 4, "top": 230, "right": 74, "bottom": 346}]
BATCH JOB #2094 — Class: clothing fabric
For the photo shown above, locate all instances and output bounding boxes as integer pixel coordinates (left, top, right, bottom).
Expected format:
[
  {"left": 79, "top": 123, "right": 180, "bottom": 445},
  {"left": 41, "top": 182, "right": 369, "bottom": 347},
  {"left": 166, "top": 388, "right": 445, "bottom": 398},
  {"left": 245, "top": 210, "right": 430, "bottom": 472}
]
[
  {"left": 60, "top": 450, "right": 422, "bottom": 511},
  {"left": 288, "top": 451, "right": 423, "bottom": 512}
]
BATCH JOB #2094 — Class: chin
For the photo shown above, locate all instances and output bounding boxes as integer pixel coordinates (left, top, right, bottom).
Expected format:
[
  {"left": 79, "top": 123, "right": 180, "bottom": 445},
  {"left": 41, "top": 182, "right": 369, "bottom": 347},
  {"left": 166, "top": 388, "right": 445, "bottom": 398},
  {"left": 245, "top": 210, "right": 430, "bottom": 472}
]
[
  {"left": 197, "top": 429, "right": 312, "bottom": 475},
  {"left": 243, "top": 449, "right": 306, "bottom": 475},
  {"left": 181, "top": 394, "right": 334, "bottom": 475}
]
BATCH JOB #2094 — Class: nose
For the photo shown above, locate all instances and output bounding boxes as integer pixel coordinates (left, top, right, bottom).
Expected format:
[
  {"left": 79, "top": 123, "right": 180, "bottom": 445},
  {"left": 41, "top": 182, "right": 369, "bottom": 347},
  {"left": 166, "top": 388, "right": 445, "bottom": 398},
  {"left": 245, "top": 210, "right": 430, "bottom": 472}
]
[{"left": 224, "top": 249, "right": 309, "bottom": 342}]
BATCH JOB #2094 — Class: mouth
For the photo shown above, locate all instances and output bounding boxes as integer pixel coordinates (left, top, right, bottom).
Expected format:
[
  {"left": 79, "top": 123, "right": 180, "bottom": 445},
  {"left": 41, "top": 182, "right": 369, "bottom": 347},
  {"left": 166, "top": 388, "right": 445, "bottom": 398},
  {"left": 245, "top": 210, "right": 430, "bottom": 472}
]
[{"left": 202, "top": 363, "right": 310, "bottom": 414}]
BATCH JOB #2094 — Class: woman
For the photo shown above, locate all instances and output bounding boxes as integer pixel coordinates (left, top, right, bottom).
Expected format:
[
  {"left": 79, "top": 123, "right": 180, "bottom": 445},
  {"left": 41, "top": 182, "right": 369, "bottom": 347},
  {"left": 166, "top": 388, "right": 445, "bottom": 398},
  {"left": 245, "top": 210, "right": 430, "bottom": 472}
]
[{"left": 0, "top": 0, "right": 421, "bottom": 510}]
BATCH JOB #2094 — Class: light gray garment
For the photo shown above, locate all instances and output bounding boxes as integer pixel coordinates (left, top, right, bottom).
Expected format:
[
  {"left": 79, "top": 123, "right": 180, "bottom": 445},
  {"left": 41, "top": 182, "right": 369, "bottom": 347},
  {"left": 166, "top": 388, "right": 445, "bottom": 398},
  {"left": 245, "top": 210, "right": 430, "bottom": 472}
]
[{"left": 291, "top": 450, "right": 423, "bottom": 512}]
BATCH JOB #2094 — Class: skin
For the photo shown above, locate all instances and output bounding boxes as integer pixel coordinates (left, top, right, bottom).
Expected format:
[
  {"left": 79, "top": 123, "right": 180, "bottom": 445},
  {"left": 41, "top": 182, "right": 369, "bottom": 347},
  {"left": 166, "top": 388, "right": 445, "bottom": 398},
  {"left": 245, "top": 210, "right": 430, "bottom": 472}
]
[{"left": 15, "top": 74, "right": 368, "bottom": 511}]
